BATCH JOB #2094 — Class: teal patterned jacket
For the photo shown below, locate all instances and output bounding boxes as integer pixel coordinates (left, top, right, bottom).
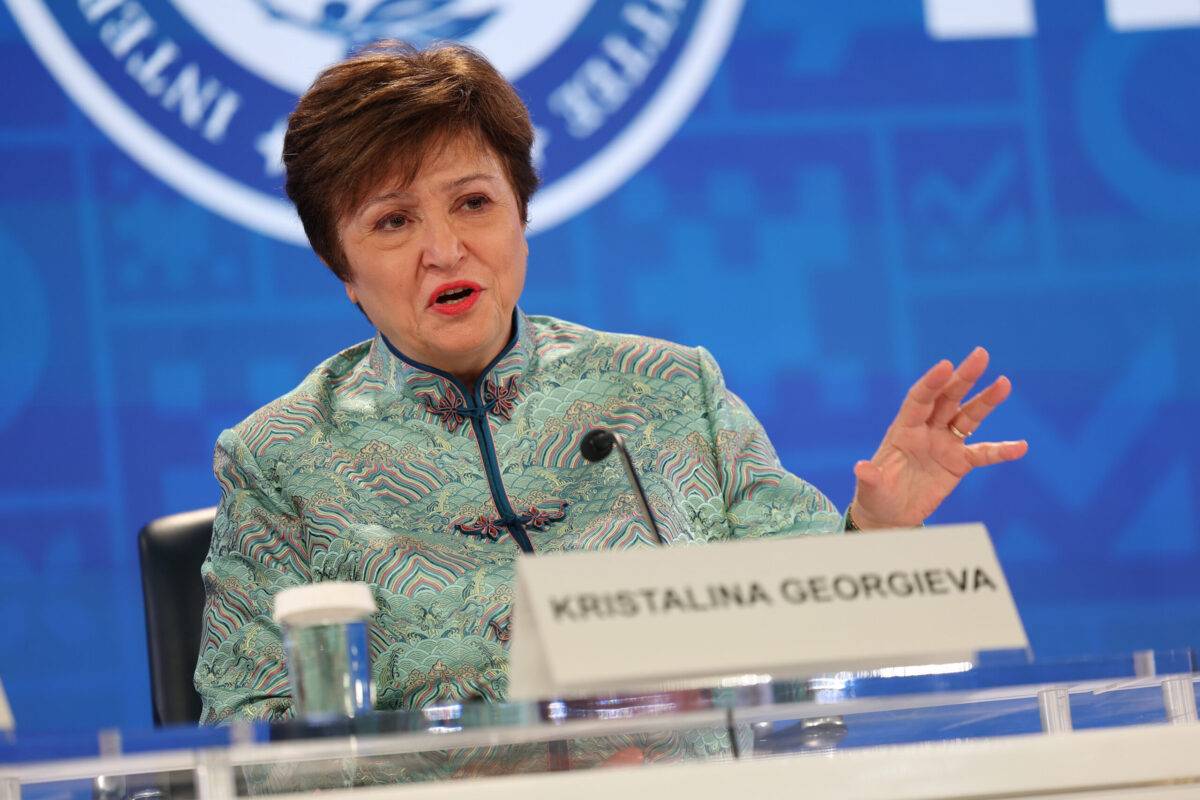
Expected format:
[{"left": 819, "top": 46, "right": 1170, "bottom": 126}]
[{"left": 194, "top": 311, "right": 843, "bottom": 723}]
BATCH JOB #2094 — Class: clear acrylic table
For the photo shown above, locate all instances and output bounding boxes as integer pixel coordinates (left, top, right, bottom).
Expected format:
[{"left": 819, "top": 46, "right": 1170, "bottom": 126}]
[{"left": 3, "top": 650, "right": 1198, "bottom": 799}]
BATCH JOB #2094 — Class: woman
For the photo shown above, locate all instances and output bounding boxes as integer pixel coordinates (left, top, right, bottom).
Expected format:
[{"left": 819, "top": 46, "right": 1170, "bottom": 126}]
[{"left": 194, "top": 42, "right": 1027, "bottom": 722}]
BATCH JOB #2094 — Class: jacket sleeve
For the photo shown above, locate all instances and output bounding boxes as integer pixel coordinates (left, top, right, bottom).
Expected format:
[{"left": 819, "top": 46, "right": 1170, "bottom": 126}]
[
  {"left": 696, "top": 347, "right": 844, "bottom": 538},
  {"left": 194, "top": 428, "right": 310, "bottom": 723}
]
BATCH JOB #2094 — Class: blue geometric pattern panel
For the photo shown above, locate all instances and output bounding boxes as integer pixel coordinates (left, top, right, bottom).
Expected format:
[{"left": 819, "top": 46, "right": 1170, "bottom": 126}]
[{"left": 0, "top": 0, "right": 1197, "bottom": 730}]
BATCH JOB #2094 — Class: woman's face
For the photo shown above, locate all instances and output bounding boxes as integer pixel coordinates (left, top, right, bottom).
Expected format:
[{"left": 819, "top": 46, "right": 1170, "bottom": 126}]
[{"left": 339, "top": 134, "right": 528, "bottom": 385}]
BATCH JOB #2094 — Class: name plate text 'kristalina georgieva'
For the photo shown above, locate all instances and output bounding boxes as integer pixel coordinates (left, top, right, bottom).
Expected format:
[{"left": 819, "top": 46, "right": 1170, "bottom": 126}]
[{"left": 507, "top": 523, "right": 1027, "bottom": 700}]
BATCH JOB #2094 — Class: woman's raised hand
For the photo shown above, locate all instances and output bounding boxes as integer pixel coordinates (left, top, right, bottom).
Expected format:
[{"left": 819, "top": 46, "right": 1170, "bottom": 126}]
[{"left": 847, "top": 347, "right": 1028, "bottom": 530}]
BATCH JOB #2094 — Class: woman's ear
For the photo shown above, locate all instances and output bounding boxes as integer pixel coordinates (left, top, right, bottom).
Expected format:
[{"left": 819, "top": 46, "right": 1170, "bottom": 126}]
[{"left": 344, "top": 282, "right": 371, "bottom": 323}]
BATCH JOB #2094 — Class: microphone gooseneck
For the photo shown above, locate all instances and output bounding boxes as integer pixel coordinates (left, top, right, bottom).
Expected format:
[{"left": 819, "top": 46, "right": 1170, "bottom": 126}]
[{"left": 579, "top": 427, "right": 666, "bottom": 546}]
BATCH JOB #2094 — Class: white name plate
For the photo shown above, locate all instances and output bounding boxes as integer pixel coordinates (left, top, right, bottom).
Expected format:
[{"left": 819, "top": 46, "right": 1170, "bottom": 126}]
[{"left": 508, "top": 523, "right": 1027, "bottom": 700}]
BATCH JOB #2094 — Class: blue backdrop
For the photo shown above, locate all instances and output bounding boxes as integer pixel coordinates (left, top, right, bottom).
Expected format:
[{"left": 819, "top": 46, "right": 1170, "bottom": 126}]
[{"left": 1, "top": 0, "right": 1198, "bottom": 731}]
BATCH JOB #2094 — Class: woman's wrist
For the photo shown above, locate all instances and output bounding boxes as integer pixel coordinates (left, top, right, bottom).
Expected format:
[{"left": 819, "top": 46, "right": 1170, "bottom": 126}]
[{"left": 845, "top": 500, "right": 886, "bottom": 531}]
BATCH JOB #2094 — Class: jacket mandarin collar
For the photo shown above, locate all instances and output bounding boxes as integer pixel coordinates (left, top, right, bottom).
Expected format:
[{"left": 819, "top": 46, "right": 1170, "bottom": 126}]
[{"left": 369, "top": 309, "right": 532, "bottom": 428}]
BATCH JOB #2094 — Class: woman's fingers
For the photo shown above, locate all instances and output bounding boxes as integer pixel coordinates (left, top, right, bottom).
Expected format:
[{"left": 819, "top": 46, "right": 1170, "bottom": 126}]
[
  {"left": 965, "top": 439, "right": 1029, "bottom": 467},
  {"left": 895, "top": 359, "right": 955, "bottom": 427},
  {"left": 949, "top": 375, "right": 1012, "bottom": 437},
  {"left": 853, "top": 459, "right": 883, "bottom": 486},
  {"left": 930, "top": 347, "right": 990, "bottom": 426}
]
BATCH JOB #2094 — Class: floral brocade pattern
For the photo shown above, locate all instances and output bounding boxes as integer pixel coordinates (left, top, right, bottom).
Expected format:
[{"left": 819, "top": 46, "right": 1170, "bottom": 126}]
[{"left": 195, "top": 312, "right": 842, "bottom": 723}]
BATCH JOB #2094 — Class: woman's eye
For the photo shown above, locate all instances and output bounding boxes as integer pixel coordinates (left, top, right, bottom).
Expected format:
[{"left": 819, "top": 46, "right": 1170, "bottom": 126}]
[
  {"left": 463, "top": 195, "right": 489, "bottom": 211},
  {"left": 377, "top": 213, "right": 407, "bottom": 231}
]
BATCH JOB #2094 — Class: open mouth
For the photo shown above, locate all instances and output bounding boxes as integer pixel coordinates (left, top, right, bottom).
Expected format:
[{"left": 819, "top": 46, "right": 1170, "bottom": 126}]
[
  {"left": 428, "top": 281, "right": 482, "bottom": 314},
  {"left": 436, "top": 286, "right": 475, "bottom": 305}
]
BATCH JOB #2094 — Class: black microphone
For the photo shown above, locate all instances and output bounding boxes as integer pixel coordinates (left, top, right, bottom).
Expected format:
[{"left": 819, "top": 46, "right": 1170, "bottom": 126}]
[{"left": 580, "top": 428, "right": 666, "bottom": 545}]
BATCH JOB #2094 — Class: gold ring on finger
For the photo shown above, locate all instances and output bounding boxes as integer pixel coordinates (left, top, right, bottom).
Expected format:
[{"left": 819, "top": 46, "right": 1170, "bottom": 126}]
[{"left": 948, "top": 422, "right": 969, "bottom": 440}]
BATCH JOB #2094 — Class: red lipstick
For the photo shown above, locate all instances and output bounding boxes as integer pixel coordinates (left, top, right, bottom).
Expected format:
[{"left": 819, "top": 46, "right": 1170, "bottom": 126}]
[{"left": 428, "top": 280, "right": 482, "bottom": 316}]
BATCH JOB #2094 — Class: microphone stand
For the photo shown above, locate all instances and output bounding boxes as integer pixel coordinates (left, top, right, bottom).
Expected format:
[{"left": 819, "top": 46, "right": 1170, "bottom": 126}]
[{"left": 579, "top": 429, "right": 666, "bottom": 546}]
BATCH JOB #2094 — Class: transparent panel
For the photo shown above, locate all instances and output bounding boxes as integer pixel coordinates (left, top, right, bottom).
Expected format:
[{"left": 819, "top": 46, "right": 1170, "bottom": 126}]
[{"left": 1, "top": 651, "right": 1196, "bottom": 798}]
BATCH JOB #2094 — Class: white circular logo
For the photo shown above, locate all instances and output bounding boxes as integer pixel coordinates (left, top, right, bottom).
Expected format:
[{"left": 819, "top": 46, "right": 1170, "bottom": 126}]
[{"left": 6, "top": 0, "right": 744, "bottom": 242}]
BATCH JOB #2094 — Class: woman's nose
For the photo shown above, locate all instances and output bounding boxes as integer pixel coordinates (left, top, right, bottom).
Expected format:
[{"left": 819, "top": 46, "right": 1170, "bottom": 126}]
[{"left": 419, "top": 214, "right": 464, "bottom": 270}]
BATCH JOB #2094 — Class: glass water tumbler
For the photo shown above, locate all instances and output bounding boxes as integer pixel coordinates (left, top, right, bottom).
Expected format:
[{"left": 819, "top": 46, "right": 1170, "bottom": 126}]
[{"left": 274, "top": 582, "right": 378, "bottom": 720}]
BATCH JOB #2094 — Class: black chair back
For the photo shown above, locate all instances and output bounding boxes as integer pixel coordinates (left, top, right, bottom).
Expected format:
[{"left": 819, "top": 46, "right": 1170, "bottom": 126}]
[{"left": 138, "top": 507, "right": 216, "bottom": 726}]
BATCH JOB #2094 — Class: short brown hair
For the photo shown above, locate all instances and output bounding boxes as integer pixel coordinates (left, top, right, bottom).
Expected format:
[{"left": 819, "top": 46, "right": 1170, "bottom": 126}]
[{"left": 283, "top": 41, "right": 539, "bottom": 281}]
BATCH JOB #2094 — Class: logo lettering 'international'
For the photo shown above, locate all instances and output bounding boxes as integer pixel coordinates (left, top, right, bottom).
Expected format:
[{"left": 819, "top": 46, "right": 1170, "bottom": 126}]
[{"left": 6, "top": 0, "right": 743, "bottom": 242}]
